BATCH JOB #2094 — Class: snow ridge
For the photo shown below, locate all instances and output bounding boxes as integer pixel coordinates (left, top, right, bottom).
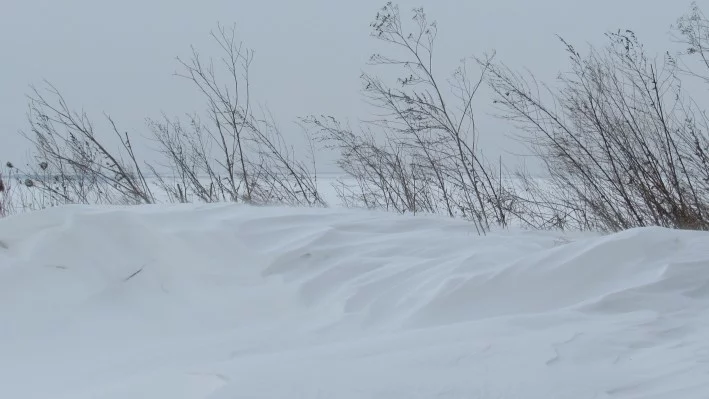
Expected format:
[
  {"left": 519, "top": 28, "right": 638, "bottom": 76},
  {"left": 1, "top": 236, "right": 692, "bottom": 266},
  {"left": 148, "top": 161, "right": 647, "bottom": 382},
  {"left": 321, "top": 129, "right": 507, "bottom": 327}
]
[{"left": 1, "top": 204, "right": 708, "bottom": 398}]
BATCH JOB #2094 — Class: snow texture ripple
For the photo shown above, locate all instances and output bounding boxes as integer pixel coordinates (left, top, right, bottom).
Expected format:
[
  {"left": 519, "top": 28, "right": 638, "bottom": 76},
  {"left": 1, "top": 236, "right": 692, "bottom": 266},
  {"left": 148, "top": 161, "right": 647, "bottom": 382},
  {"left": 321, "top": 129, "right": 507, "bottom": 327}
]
[{"left": 1, "top": 204, "right": 708, "bottom": 398}]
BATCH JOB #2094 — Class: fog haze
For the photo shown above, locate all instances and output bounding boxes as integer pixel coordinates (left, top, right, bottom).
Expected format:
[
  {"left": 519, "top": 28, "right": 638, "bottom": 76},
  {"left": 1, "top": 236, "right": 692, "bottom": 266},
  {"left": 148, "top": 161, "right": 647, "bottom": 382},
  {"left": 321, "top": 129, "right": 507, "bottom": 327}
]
[{"left": 1, "top": 0, "right": 694, "bottom": 171}]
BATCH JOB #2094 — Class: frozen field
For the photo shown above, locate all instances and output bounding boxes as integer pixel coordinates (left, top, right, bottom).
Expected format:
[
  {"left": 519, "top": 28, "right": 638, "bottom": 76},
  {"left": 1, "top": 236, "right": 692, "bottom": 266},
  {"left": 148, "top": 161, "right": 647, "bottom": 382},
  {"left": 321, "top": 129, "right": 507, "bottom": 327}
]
[{"left": 1, "top": 203, "right": 709, "bottom": 398}]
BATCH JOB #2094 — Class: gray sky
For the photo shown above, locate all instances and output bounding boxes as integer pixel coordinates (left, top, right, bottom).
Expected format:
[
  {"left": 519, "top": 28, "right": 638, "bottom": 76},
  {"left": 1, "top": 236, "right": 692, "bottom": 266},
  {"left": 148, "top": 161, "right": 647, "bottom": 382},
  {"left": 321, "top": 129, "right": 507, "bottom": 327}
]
[{"left": 1, "top": 0, "right": 696, "bottom": 172}]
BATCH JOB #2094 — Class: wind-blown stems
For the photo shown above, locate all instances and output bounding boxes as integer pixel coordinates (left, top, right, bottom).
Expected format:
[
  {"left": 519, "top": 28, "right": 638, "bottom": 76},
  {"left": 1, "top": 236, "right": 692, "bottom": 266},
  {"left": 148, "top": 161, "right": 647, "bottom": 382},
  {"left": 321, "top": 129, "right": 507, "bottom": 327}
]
[
  {"left": 305, "top": 3, "right": 514, "bottom": 234},
  {"left": 487, "top": 29, "right": 709, "bottom": 231},
  {"left": 17, "top": 23, "right": 323, "bottom": 211},
  {"left": 20, "top": 82, "right": 155, "bottom": 206},
  {"left": 7, "top": 3, "right": 709, "bottom": 234},
  {"left": 148, "top": 23, "right": 323, "bottom": 207}
]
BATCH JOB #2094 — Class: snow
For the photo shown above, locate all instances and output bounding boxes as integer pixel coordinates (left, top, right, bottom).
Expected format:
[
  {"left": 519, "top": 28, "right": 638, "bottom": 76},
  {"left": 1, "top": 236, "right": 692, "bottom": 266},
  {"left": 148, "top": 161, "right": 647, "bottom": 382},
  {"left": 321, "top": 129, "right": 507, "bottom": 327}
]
[{"left": 1, "top": 204, "right": 709, "bottom": 398}]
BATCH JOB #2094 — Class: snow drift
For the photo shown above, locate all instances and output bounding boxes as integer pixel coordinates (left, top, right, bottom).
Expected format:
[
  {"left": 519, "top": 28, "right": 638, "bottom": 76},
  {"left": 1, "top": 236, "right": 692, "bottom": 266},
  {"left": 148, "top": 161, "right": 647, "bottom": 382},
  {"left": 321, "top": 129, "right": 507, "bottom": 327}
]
[{"left": 1, "top": 204, "right": 708, "bottom": 398}]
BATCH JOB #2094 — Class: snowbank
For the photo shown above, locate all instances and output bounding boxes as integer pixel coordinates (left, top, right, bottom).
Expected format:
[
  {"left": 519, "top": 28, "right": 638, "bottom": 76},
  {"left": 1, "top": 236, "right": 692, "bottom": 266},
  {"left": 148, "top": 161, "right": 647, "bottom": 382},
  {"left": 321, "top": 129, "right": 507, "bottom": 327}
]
[{"left": 1, "top": 204, "right": 708, "bottom": 398}]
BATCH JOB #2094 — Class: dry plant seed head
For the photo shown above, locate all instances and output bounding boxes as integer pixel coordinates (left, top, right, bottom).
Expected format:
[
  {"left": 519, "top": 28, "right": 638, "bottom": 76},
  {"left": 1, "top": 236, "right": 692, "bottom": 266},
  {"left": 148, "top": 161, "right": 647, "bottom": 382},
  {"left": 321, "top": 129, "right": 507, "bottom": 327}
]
[
  {"left": 39, "top": 161, "right": 48, "bottom": 170},
  {"left": 6, "top": 162, "right": 13, "bottom": 169},
  {"left": 24, "top": 179, "right": 34, "bottom": 188}
]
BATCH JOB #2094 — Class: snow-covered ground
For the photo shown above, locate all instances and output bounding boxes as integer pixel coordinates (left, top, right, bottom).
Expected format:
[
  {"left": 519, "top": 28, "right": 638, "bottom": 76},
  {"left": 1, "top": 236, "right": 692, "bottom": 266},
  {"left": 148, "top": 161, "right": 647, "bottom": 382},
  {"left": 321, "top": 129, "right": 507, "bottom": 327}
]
[{"left": 1, "top": 203, "right": 709, "bottom": 398}]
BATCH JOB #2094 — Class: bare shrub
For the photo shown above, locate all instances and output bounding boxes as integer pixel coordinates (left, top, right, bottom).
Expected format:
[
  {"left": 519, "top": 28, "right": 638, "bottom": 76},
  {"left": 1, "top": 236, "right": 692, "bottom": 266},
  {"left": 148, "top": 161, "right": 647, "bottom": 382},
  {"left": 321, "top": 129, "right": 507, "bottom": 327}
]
[
  {"left": 487, "top": 30, "right": 709, "bottom": 231},
  {"left": 305, "top": 3, "right": 515, "bottom": 233},
  {"left": 19, "top": 82, "right": 155, "bottom": 209},
  {"left": 2, "top": 161, "right": 57, "bottom": 212},
  {"left": 674, "top": 2, "right": 709, "bottom": 83},
  {"left": 147, "top": 24, "right": 324, "bottom": 207},
  {"left": 305, "top": 117, "right": 442, "bottom": 214},
  {"left": 0, "top": 165, "right": 11, "bottom": 217}
]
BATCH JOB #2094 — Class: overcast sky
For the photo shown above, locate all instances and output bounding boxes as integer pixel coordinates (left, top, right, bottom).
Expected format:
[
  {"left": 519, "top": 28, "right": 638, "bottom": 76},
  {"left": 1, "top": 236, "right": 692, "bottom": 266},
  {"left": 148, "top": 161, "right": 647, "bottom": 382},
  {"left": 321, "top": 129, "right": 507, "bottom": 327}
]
[{"left": 1, "top": 0, "right": 697, "bottom": 172}]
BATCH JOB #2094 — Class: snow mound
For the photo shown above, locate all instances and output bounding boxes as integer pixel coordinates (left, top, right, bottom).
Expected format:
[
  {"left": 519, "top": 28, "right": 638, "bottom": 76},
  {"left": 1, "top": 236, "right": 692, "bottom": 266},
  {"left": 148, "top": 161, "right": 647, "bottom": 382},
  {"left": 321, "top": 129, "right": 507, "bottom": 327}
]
[{"left": 1, "top": 204, "right": 708, "bottom": 398}]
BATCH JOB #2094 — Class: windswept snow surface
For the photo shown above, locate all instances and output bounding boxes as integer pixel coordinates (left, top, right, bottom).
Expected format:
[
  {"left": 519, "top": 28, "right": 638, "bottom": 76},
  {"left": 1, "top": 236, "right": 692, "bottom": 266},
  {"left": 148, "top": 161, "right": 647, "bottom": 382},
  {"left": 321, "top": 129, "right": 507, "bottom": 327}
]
[{"left": 1, "top": 204, "right": 709, "bottom": 398}]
